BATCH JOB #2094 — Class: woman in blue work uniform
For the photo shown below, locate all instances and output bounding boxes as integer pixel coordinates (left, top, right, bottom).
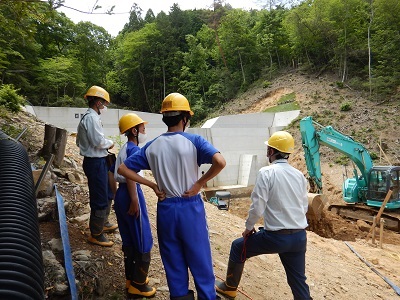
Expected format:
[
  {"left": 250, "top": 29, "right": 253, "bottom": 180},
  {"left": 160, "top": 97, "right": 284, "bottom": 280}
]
[{"left": 113, "top": 113, "right": 155, "bottom": 298}]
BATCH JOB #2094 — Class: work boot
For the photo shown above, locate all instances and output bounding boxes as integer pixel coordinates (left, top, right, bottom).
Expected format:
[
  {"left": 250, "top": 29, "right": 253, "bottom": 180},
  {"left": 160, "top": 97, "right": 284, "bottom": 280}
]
[
  {"left": 170, "top": 290, "right": 195, "bottom": 300},
  {"left": 103, "top": 221, "right": 118, "bottom": 233},
  {"left": 123, "top": 246, "right": 135, "bottom": 289},
  {"left": 123, "top": 247, "right": 149, "bottom": 290},
  {"left": 88, "top": 210, "right": 114, "bottom": 247},
  {"left": 215, "top": 260, "right": 244, "bottom": 299},
  {"left": 128, "top": 251, "right": 156, "bottom": 298},
  {"left": 103, "top": 200, "right": 118, "bottom": 233},
  {"left": 87, "top": 233, "right": 113, "bottom": 247},
  {"left": 126, "top": 277, "right": 150, "bottom": 289}
]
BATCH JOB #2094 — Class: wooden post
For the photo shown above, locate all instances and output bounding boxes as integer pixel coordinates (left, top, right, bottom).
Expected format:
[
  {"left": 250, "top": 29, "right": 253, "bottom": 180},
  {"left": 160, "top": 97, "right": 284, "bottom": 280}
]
[
  {"left": 53, "top": 127, "right": 67, "bottom": 167},
  {"left": 41, "top": 124, "right": 56, "bottom": 159},
  {"left": 366, "top": 189, "right": 393, "bottom": 242},
  {"left": 41, "top": 124, "right": 68, "bottom": 167},
  {"left": 372, "top": 216, "right": 376, "bottom": 244},
  {"left": 379, "top": 218, "right": 385, "bottom": 249}
]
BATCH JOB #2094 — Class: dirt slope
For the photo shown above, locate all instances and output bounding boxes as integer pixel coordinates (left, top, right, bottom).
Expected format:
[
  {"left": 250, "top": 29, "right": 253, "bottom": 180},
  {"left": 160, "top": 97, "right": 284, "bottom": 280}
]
[{"left": 3, "top": 70, "right": 400, "bottom": 299}]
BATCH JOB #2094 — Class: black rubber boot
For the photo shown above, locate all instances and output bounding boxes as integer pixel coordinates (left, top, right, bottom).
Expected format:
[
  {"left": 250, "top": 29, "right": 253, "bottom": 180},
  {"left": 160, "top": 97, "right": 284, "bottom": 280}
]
[
  {"left": 170, "top": 290, "right": 195, "bottom": 300},
  {"left": 123, "top": 246, "right": 135, "bottom": 289},
  {"left": 128, "top": 251, "right": 156, "bottom": 298},
  {"left": 103, "top": 200, "right": 118, "bottom": 233},
  {"left": 215, "top": 260, "right": 244, "bottom": 299},
  {"left": 88, "top": 210, "right": 113, "bottom": 247}
]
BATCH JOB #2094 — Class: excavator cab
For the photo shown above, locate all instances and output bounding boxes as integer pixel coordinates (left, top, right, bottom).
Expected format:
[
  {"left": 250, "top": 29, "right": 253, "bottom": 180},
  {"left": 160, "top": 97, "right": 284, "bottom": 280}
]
[{"left": 367, "top": 166, "right": 400, "bottom": 209}]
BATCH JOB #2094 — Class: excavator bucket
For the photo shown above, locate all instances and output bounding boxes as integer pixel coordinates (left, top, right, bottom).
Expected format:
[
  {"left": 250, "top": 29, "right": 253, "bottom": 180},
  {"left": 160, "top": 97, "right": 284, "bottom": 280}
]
[{"left": 306, "top": 193, "right": 328, "bottom": 222}]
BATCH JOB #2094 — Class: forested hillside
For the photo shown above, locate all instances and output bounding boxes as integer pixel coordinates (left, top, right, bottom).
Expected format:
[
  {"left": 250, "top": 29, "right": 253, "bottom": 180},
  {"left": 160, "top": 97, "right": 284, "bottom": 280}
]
[{"left": 1, "top": 0, "right": 399, "bottom": 124}]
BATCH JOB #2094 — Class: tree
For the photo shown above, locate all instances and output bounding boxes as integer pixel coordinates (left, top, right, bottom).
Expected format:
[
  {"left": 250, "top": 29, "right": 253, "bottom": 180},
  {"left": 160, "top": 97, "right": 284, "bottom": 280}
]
[
  {"left": 253, "top": 6, "right": 291, "bottom": 78},
  {"left": 113, "top": 23, "right": 162, "bottom": 111},
  {"left": 37, "top": 56, "right": 84, "bottom": 105},
  {"left": 121, "top": 3, "right": 145, "bottom": 34},
  {"left": 0, "top": 0, "right": 42, "bottom": 92},
  {"left": 73, "top": 21, "right": 112, "bottom": 88},
  {"left": 217, "top": 9, "right": 260, "bottom": 89},
  {"left": 368, "top": 0, "right": 400, "bottom": 96},
  {"left": 34, "top": 10, "right": 76, "bottom": 58}
]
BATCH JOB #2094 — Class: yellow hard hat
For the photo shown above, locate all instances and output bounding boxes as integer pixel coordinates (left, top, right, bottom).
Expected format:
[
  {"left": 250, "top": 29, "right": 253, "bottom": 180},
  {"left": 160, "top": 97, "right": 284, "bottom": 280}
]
[
  {"left": 265, "top": 131, "right": 295, "bottom": 153},
  {"left": 160, "top": 93, "right": 194, "bottom": 116},
  {"left": 84, "top": 86, "right": 110, "bottom": 103},
  {"left": 118, "top": 113, "right": 148, "bottom": 134}
]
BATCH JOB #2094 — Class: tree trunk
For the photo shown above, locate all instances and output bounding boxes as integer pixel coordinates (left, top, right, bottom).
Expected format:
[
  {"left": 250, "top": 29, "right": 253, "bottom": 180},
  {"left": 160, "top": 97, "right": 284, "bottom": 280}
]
[
  {"left": 368, "top": 0, "right": 374, "bottom": 96},
  {"left": 238, "top": 49, "right": 246, "bottom": 84}
]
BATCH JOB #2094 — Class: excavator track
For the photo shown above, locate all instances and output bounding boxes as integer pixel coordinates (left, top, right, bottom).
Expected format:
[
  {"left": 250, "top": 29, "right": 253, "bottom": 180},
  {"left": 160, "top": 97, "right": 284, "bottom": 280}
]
[{"left": 328, "top": 204, "right": 400, "bottom": 232}]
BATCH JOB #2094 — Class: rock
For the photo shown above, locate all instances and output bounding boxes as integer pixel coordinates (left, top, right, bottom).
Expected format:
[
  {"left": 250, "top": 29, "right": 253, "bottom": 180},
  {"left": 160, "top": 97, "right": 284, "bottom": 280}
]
[
  {"left": 94, "top": 277, "right": 105, "bottom": 296},
  {"left": 356, "top": 220, "right": 371, "bottom": 232},
  {"left": 48, "top": 238, "right": 63, "bottom": 252},
  {"left": 73, "top": 250, "right": 91, "bottom": 258},
  {"left": 42, "top": 250, "right": 66, "bottom": 282},
  {"left": 53, "top": 283, "right": 69, "bottom": 295},
  {"left": 37, "top": 196, "right": 57, "bottom": 221},
  {"left": 67, "top": 172, "right": 77, "bottom": 183},
  {"left": 53, "top": 168, "right": 66, "bottom": 178},
  {"left": 370, "top": 258, "right": 379, "bottom": 265},
  {"left": 32, "top": 169, "right": 54, "bottom": 197},
  {"left": 62, "top": 157, "right": 78, "bottom": 169},
  {"left": 73, "top": 171, "right": 84, "bottom": 182},
  {"left": 70, "top": 213, "right": 90, "bottom": 224},
  {"left": 149, "top": 278, "right": 161, "bottom": 284},
  {"left": 157, "top": 286, "right": 170, "bottom": 292}
]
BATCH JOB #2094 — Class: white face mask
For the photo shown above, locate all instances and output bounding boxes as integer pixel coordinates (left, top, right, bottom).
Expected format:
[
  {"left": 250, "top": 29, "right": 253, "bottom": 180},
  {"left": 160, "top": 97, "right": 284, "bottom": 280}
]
[
  {"left": 99, "top": 106, "right": 108, "bottom": 114},
  {"left": 138, "top": 132, "right": 147, "bottom": 144}
]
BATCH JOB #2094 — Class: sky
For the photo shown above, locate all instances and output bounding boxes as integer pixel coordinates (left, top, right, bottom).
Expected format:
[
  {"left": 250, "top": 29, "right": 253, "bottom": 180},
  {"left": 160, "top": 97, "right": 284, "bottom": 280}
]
[{"left": 58, "top": 0, "right": 263, "bottom": 37}]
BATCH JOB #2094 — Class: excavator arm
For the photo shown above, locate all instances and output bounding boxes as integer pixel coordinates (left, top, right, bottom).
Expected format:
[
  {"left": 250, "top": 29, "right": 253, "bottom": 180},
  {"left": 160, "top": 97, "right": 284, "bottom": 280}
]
[
  {"left": 300, "top": 116, "right": 373, "bottom": 196},
  {"left": 300, "top": 117, "right": 323, "bottom": 193}
]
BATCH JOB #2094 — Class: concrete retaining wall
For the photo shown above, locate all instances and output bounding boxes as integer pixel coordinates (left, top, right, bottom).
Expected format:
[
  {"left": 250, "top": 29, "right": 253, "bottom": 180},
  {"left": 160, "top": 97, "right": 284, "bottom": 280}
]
[{"left": 26, "top": 106, "right": 299, "bottom": 188}]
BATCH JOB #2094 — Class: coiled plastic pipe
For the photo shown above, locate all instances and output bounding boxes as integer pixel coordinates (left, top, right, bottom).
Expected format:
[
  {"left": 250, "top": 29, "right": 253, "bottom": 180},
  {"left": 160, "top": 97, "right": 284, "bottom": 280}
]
[{"left": 0, "top": 131, "right": 44, "bottom": 299}]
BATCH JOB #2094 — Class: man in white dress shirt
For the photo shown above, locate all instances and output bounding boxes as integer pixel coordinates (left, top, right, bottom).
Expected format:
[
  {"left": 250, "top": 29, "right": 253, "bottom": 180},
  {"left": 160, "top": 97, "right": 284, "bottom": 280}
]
[{"left": 216, "top": 131, "right": 312, "bottom": 300}]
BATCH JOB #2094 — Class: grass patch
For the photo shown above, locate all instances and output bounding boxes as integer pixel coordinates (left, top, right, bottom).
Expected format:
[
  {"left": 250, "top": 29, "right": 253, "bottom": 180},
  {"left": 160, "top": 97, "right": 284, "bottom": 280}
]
[
  {"left": 277, "top": 92, "right": 296, "bottom": 105},
  {"left": 263, "top": 101, "right": 300, "bottom": 113},
  {"left": 1, "top": 123, "right": 21, "bottom": 138}
]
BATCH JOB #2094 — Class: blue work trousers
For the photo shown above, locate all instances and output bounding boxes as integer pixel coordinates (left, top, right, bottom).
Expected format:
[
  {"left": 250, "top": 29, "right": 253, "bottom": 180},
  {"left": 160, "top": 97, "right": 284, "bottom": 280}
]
[
  {"left": 114, "top": 183, "right": 153, "bottom": 253},
  {"left": 157, "top": 195, "right": 216, "bottom": 300},
  {"left": 230, "top": 228, "right": 310, "bottom": 300},
  {"left": 82, "top": 157, "right": 108, "bottom": 211}
]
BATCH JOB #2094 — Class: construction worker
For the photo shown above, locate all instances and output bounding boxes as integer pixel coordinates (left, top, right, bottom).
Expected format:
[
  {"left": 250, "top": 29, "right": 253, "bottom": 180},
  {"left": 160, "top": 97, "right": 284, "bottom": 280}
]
[
  {"left": 114, "top": 113, "right": 156, "bottom": 298},
  {"left": 215, "top": 131, "right": 312, "bottom": 300},
  {"left": 118, "top": 93, "right": 226, "bottom": 300},
  {"left": 76, "top": 85, "right": 117, "bottom": 247}
]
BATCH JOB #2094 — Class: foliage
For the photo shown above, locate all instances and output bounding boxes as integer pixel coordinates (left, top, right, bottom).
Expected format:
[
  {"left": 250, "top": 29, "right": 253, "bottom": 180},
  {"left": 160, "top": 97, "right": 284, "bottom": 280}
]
[
  {"left": 0, "top": 123, "right": 20, "bottom": 138},
  {"left": 334, "top": 155, "right": 350, "bottom": 166},
  {"left": 370, "top": 152, "right": 378, "bottom": 160},
  {"left": 340, "top": 102, "right": 352, "bottom": 111},
  {"left": 0, "top": 0, "right": 399, "bottom": 117},
  {"left": 37, "top": 56, "right": 84, "bottom": 105},
  {"left": 0, "top": 84, "right": 25, "bottom": 112},
  {"left": 263, "top": 81, "right": 272, "bottom": 88}
]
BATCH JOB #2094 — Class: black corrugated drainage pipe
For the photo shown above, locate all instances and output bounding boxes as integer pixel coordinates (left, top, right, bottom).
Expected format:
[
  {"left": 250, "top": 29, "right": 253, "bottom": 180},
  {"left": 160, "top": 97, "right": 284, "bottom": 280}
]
[{"left": 0, "top": 130, "right": 44, "bottom": 299}]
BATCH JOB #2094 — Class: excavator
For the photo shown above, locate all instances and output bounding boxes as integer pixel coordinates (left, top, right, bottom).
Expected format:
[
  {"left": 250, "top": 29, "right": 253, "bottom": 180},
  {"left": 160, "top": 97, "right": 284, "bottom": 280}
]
[{"left": 300, "top": 116, "right": 400, "bottom": 232}]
